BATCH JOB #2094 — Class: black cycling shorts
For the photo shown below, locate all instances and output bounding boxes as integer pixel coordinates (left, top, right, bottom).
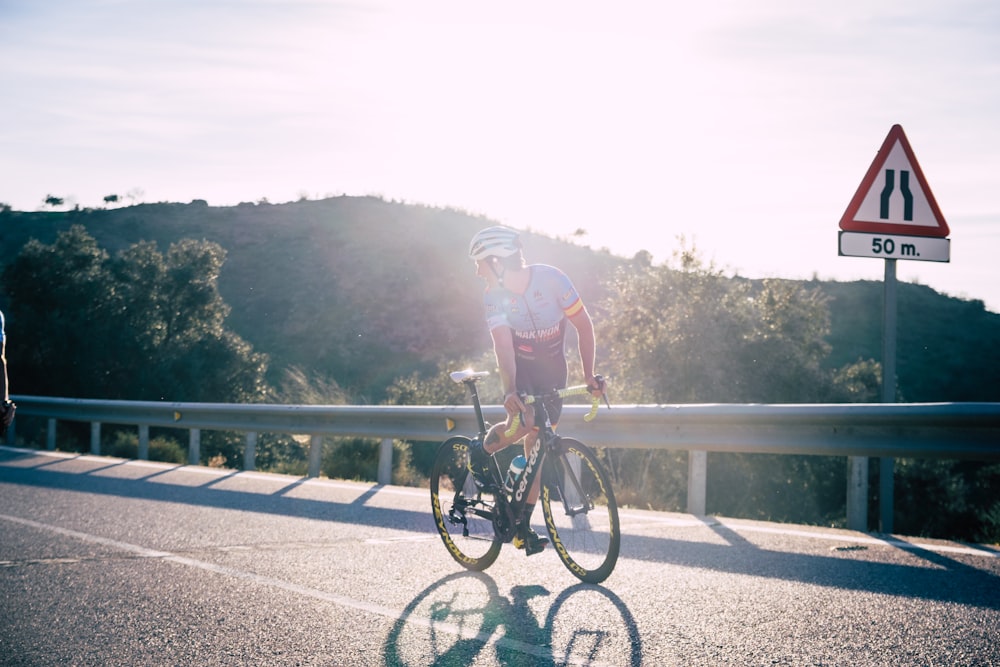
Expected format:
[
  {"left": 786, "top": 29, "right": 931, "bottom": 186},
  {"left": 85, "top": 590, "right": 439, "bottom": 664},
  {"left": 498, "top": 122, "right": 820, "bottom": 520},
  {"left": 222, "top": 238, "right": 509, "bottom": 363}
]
[{"left": 515, "top": 353, "right": 568, "bottom": 426}]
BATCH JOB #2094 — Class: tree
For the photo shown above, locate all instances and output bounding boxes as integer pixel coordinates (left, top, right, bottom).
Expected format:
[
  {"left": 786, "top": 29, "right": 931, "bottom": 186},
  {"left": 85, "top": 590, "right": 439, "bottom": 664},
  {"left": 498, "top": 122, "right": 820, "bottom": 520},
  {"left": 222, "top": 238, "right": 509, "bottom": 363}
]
[
  {"left": 103, "top": 194, "right": 119, "bottom": 206},
  {"left": 2, "top": 225, "right": 113, "bottom": 398},
  {"left": 600, "top": 244, "right": 870, "bottom": 404},
  {"left": 598, "top": 244, "right": 749, "bottom": 403},
  {"left": 43, "top": 194, "right": 64, "bottom": 208},
  {"left": 3, "top": 225, "right": 268, "bottom": 403},
  {"left": 595, "top": 243, "right": 879, "bottom": 520}
]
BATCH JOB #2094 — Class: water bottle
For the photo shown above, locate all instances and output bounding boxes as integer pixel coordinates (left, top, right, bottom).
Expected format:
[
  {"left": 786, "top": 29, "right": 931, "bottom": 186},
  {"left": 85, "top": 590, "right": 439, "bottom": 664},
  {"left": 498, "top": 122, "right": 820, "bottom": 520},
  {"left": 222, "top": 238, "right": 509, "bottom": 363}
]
[{"left": 504, "top": 455, "right": 527, "bottom": 493}]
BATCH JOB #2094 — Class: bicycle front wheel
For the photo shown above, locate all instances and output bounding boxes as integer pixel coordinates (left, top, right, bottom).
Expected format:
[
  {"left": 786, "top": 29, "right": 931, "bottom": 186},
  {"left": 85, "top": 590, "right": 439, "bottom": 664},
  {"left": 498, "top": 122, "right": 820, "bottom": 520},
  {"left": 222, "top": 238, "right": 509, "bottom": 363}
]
[
  {"left": 430, "top": 436, "right": 502, "bottom": 571},
  {"left": 541, "top": 438, "right": 621, "bottom": 584}
]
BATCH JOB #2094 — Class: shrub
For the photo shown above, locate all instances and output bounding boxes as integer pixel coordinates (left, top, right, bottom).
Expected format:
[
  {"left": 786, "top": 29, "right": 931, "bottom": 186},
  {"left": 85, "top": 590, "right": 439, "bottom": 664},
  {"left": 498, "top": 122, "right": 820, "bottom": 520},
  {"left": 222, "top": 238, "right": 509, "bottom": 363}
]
[
  {"left": 320, "top": 437, "right": 425, "bottom": 486},
  {"left": 106, "top": 431, "right": 186, "bottom": 464}
]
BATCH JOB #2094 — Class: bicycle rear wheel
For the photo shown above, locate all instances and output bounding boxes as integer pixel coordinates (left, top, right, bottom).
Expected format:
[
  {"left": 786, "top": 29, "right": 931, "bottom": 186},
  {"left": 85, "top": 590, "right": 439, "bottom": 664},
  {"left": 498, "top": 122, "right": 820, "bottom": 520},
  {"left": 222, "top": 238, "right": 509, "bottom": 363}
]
[
  {"left": 541, "top": 438, "right": 620, "bottom": 584},
  {"left": 430, "top": 436, "right": 502, "bottom": 571}
]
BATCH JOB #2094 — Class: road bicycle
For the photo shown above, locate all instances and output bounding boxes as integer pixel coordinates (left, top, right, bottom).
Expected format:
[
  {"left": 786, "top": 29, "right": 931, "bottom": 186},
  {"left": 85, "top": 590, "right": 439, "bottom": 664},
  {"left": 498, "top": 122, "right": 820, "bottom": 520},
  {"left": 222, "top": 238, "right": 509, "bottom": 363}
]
[{"left": 430, "top": 369, "right": 620, "bottom": 584}]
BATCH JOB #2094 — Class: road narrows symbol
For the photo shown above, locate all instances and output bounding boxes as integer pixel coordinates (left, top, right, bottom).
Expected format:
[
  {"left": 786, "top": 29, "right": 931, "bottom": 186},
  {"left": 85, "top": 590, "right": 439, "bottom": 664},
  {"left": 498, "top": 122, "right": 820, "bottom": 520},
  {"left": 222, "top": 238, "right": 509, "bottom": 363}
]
[
  {"left": 900, "top": 170, "right": 913, "bottom": 221},
  {"left": 879, "top": 170, "right": 894, "bottom": 219},
  {"left": 879, "top": 169, "right": 914, "bottom": 221}
]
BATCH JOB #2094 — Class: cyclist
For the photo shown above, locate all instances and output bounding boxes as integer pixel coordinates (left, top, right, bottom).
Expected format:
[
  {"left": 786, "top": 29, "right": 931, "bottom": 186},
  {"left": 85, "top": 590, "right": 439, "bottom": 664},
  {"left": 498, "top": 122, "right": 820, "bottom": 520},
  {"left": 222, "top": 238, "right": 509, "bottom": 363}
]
[{"left": 466, "top": 225, "right": 605, "bottom": 555}]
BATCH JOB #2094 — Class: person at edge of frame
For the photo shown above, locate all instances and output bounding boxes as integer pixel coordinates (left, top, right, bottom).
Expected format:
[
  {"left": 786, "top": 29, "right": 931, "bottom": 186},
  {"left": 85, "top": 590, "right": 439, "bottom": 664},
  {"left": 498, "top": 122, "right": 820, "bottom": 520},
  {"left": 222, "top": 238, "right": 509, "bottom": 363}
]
[{"left": 0, "top": 309, "right": 15, "bottom": 439}]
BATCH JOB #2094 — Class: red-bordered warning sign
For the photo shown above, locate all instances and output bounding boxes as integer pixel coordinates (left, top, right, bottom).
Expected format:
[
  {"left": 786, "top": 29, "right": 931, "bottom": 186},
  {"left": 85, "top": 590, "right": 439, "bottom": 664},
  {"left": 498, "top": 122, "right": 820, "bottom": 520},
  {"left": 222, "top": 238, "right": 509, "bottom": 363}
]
[{"left": 839, "top": 124, "right": 949, "bottom": 238}]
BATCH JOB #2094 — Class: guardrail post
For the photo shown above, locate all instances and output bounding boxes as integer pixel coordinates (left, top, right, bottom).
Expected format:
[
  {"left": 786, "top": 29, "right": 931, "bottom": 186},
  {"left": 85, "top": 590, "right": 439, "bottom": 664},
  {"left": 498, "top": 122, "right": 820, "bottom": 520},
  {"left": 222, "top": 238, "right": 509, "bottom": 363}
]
[
  {"left": 687, "top": 450, "right": 707, "bottom": 516},
  {"left": 847, "top": 456, "right": 868, "bottom": 531},
  {"left": 91, "top": 422, "right": 101, "bottom": 455},
  {"left": 138, "top": 424, "right": 150, "bottom": 460},
  {"left": 377, "top": 438, "right": 393, "bottom": 485},
  {"left": 244, "top": 432, "right": 258, "bottom": 471},
  {"left": 308, "top": 435, "right": 322, "bottom": 478},
  {"left": 188, "top": 429, "right": 200, "bottom": 465},
  {"left": 879, "top": 457, "right": 894, "bottom": 533},
  {"left": 46, "top": 418, "right": 56, "bottom": 450}
]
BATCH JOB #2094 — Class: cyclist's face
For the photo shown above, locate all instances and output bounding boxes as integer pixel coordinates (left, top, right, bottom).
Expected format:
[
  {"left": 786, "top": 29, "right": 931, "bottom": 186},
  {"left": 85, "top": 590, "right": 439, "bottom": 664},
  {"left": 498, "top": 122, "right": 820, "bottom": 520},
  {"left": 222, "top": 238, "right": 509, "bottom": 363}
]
[{"left": 474, "top": 258, "right": 495, "bottom": 283}]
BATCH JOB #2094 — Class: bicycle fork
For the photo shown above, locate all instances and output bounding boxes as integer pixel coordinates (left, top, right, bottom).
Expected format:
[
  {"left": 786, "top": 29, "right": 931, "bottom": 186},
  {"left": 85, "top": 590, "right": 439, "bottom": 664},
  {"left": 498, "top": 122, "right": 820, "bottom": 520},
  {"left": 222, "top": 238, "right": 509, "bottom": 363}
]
[{"left": 548, "top": 442, "right": 593, "bottom": 518}]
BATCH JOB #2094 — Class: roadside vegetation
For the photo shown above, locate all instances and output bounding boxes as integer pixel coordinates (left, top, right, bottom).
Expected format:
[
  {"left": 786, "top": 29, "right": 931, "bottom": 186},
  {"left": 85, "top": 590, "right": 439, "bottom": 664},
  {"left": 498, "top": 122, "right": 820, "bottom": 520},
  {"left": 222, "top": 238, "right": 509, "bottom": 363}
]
[{"left": 1, "top": 198, "right": 997, "bottom": 543}]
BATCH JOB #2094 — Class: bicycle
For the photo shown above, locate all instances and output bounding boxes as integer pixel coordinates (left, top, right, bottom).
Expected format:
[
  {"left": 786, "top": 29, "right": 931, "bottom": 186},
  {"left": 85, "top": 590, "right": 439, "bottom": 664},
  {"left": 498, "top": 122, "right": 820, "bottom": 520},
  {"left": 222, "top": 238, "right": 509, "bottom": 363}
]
[{"left": 430, "top": 369, "right": 620, "bottom": 584}]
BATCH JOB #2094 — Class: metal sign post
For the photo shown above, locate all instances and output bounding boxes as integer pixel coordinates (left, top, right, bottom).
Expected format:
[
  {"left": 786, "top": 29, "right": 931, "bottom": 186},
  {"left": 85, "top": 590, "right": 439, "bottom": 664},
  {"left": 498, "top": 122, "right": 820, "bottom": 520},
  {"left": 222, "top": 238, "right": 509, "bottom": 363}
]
[{"left": 880, "top": 259, "right": 897, "bottom": 533}]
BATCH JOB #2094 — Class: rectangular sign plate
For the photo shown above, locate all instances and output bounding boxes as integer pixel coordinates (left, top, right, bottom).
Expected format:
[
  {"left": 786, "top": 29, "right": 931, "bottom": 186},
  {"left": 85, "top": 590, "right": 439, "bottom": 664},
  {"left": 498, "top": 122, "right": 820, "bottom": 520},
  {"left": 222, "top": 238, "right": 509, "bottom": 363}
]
[{"left": 838, "top": 231, "right": 950, "bottom": 263}]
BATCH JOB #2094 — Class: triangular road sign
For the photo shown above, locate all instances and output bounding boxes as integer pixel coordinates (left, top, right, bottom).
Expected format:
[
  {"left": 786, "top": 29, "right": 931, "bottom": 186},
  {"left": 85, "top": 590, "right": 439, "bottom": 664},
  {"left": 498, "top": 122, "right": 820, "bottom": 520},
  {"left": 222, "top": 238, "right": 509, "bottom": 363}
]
[{"left": 839, "top": 124, "right": 949, "bottom": 237}]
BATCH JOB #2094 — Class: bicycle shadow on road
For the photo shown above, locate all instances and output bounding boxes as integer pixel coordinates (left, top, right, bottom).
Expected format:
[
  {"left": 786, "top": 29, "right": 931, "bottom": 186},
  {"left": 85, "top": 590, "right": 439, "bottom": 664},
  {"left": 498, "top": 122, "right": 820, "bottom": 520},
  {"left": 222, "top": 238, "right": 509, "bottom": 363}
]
[{"left": 382, "top": 571, "right": 643, "bottom": 667}]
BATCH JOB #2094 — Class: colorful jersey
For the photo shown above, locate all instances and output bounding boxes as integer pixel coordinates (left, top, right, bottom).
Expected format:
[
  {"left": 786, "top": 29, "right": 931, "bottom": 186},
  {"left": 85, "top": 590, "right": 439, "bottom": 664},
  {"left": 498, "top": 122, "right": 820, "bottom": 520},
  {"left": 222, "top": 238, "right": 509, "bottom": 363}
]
[{"left": 483, "top": 264, "right": 583, "bottom": 364}]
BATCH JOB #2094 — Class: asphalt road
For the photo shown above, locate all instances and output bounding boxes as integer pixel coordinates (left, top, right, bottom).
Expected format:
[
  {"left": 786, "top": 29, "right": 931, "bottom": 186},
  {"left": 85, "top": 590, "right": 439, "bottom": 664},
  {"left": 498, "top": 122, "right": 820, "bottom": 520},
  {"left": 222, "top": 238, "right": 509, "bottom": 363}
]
[{"left": 1, "top": 445, "right": 998, "bottom": 666}]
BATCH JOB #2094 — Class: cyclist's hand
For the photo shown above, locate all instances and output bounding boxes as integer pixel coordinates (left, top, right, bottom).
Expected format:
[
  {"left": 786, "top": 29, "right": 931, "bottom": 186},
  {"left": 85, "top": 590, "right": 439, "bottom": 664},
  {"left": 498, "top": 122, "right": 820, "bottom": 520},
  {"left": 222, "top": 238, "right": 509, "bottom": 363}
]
[
  {"left": 503, "top": 391, "right": 531, "bottom": 430},
  {"left": 586, "top": 375, "right": 606, "bottom": 399},
  {"left": 503, "top": 391, "right": 524, "bottom": 415}
]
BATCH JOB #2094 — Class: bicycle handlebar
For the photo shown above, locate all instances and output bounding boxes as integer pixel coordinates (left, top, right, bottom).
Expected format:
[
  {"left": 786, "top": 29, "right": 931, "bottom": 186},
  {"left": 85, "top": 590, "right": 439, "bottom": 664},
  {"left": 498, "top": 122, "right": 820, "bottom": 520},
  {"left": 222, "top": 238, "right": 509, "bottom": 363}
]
[{"left": 503, "top": 384, "right": 603, "bottom": 438}]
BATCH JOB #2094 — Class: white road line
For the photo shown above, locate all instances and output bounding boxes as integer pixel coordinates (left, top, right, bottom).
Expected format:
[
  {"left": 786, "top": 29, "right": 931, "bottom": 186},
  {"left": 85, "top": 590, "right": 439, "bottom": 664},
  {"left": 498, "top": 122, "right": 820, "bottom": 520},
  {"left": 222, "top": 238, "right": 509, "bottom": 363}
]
[{"left": 364, "top": 535, "right": 439, "bottom": 545}]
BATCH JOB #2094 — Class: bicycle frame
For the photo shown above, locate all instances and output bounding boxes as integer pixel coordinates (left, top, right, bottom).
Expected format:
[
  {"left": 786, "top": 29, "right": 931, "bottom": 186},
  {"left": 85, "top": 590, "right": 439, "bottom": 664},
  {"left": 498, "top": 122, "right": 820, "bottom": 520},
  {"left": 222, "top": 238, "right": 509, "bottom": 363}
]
[{"left": 453, "top": 370, "right": 599, "bottom": 540}]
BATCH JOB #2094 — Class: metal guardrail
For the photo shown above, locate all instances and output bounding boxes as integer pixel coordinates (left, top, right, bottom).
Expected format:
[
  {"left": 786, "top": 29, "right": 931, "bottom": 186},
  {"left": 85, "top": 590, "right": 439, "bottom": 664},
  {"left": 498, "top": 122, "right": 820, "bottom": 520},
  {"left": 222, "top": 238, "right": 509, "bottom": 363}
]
[
  {"left": 12, "top": 396, "right": 1000, "bottom": 457},
  {"left": 9, "top": 395, "right": 1000, "bottom": 531}
]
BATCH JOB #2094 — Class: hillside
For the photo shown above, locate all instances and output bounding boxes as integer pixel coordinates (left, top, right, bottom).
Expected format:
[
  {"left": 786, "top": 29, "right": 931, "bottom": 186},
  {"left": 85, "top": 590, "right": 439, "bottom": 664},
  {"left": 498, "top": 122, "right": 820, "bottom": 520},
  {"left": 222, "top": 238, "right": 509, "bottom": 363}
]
[
  {"left": 820, "top": 279, "right": 1000, "bottom": 401},
  {"left": 0, "top": 198, "right": 622, "bottom": 398},
  {"left": 1, "top": 198, "right": 998, "bottom": 402}
]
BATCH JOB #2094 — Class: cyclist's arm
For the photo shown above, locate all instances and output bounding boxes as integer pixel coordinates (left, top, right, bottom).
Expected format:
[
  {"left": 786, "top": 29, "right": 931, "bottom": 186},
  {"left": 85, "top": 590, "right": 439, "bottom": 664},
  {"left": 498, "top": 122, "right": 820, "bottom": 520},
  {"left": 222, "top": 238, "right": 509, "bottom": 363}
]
[
  {"left": 490, "top": 325, "right": 527, "bottom": 417},
  {"left": 568, "top": 307, "right": 603, "bottom": 397}
]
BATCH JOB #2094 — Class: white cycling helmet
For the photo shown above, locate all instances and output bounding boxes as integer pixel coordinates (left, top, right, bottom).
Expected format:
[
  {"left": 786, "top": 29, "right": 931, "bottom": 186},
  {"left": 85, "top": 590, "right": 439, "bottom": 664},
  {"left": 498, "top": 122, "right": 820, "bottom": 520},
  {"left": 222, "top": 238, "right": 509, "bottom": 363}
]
[{"left": 468, "top": 226, "right": 521, "bottom": 260}]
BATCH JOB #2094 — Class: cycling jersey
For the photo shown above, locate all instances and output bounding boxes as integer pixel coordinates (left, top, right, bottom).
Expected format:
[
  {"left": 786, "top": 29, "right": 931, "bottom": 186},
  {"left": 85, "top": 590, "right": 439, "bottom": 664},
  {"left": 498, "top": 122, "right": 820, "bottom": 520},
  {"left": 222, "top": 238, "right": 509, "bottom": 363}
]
[
  {"left": 483, "top": 264, "right": 584, "bottom": 420},
  {"left": 484, "top": 263, "right": 583, "bottom": 359}
]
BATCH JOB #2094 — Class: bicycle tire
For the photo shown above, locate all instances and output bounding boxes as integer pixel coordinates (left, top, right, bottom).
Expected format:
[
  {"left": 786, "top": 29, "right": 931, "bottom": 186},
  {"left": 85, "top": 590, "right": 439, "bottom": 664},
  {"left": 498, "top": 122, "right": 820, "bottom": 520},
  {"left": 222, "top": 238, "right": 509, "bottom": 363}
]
[
  {"left": 541, "top": 438, "right": 621, "bottom": 584},
  {"left": 430, "top": 436, "right": 503, "bottom": 571}
]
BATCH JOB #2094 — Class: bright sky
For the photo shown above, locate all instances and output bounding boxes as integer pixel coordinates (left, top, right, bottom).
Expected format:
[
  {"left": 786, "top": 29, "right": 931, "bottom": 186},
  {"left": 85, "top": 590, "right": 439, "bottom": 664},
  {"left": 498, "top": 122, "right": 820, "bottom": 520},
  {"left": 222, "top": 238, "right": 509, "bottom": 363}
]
[{"left": 2, "top": 0, "right": 998, "bottom": 312}]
